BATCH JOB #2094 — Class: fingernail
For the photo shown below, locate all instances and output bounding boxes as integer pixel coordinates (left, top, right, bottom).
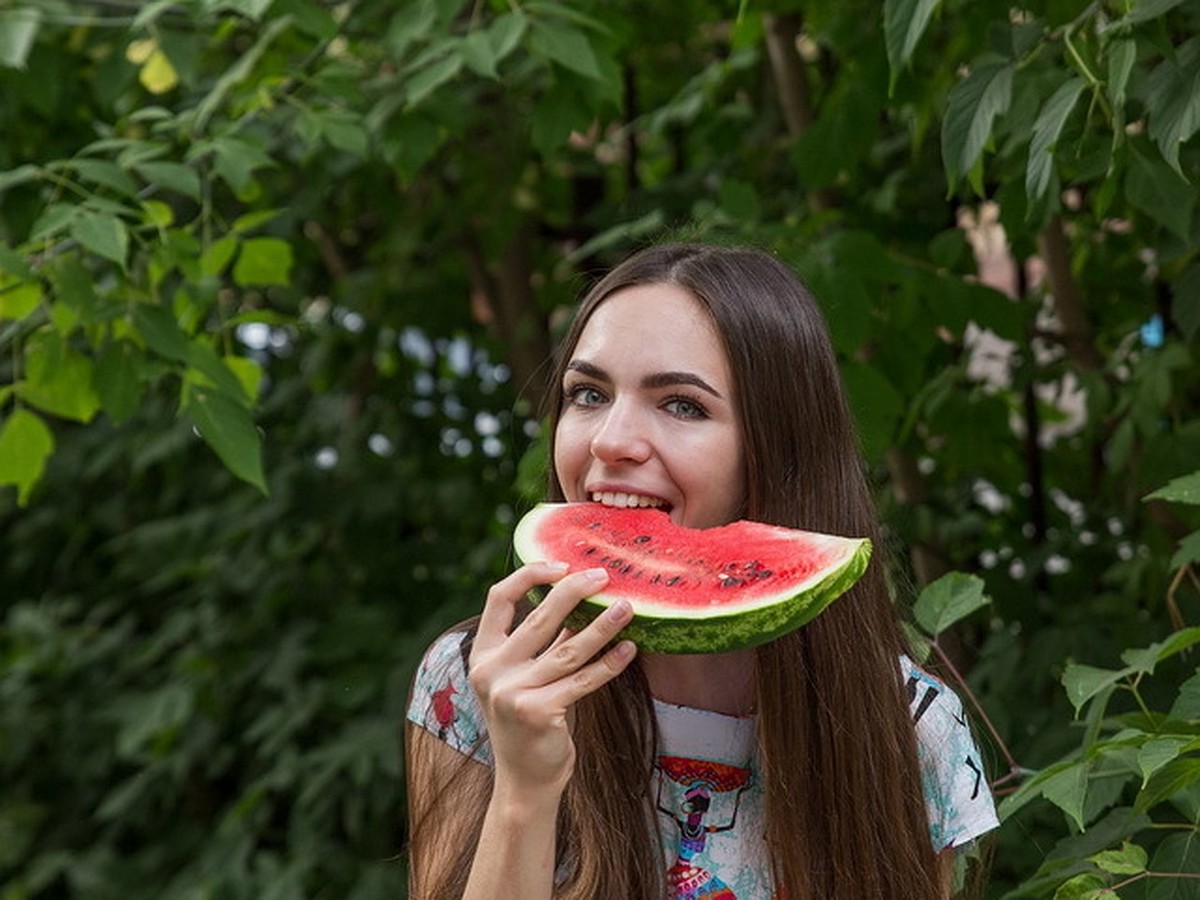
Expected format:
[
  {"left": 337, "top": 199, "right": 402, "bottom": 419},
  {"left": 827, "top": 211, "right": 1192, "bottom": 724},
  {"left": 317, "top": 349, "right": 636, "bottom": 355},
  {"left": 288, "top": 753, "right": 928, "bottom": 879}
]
[
  {"left": 608, "top": 599, "right": 632, "bottom": 621},
  {"left": 545, "top": 561, "right": 570, "bottom": 573},
  {"left": 584, "top": 567, "right": 608, "bottom": 582},
  {"left": 613, "top": 640, "right": 637, "bottom": 660}
]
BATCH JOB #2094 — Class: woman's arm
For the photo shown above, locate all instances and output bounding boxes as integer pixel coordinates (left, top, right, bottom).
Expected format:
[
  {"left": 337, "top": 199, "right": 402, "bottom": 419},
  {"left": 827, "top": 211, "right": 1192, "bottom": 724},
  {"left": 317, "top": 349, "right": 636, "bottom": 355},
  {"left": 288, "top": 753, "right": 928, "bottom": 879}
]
[{"left": 406, "top": 562, "right": 637, "bottom": 899}]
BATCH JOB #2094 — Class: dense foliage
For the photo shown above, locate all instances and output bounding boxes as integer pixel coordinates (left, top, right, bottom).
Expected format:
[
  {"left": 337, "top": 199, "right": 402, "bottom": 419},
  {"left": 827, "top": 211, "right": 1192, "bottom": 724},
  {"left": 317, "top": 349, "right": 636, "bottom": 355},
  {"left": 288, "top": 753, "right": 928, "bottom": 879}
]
[{"left": 1, "top": 0, "right": 1198, "bottom": 897}]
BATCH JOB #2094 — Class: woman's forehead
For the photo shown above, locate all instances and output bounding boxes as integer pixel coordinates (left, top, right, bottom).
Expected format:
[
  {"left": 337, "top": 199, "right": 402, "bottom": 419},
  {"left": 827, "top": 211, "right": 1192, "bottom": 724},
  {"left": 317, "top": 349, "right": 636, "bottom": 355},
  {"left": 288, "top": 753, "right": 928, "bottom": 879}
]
[{"left": 573, "top": 283, "right": 726, "bottom": 366}]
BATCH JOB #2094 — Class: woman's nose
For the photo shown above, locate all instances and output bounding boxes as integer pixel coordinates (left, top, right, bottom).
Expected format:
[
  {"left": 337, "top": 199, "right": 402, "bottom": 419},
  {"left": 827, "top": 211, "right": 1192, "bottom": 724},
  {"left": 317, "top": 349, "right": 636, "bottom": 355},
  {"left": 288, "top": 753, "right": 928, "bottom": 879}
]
[{"left": 589, "top": 401, "right": 652, "bottom": 464}]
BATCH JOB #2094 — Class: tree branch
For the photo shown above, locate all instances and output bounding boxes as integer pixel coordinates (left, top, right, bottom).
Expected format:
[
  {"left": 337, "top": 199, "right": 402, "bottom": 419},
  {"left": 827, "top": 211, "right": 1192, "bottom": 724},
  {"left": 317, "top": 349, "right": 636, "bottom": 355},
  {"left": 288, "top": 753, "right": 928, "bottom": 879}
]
[
  {"left": 1038, "top": 215, "right": 1104, "bottom": 371},
  {"left": 762, "top": 12, "right": 813, "bottom": 138}
]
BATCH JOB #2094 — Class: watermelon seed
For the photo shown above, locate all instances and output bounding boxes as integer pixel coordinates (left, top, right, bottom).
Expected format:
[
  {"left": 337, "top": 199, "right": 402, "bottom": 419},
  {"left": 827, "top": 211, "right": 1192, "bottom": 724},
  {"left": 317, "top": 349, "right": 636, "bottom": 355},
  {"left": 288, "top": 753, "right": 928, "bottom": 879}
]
[
  {"left": 634, "top": 535, "right": 652, "bottom": 543},
  {"left": 666, "top": 576, "right": 682, "bottom": 587}
]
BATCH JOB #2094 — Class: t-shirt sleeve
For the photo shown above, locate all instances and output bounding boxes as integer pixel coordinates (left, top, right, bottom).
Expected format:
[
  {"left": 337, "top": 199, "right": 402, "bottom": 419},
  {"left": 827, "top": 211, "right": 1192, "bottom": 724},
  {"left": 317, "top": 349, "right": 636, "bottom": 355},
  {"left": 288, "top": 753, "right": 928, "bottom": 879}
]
[
  {"left": 903, "top": 658, "right": 1000, "bottom": 850},
  {"left": 406, "top": 630, "right": 493, "bottom": 765}
]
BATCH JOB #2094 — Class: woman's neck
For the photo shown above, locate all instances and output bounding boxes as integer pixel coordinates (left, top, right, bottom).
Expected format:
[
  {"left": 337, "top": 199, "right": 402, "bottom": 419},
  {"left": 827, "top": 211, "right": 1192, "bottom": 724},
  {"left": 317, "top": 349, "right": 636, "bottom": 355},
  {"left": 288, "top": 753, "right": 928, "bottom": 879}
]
[{"left": 640, "top": 649, "right": 756, "bottom": 716}]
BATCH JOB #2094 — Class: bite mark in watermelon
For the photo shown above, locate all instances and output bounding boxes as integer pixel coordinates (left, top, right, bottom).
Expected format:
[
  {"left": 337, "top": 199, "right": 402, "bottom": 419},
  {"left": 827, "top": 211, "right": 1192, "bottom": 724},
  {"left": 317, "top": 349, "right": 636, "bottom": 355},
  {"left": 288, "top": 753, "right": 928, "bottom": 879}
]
[{"left": 512, "top": 503, "right": 872, "bottom": 654}]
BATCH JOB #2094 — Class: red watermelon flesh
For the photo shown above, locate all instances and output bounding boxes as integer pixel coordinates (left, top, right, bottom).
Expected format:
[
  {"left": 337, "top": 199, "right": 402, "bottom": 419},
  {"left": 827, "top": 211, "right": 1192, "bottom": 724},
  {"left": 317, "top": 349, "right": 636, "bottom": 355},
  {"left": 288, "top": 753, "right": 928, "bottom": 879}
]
[{"left": 512, "top": 503, "right": 872, "bottom": 654}]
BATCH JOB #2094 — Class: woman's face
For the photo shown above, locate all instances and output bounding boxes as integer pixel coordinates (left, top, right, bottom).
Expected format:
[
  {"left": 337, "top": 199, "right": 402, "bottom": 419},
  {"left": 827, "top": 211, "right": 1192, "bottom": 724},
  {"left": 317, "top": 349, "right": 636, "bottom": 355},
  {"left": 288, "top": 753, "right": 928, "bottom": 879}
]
[{"left": 554, "top": 283, "right": 746, "bottom": 530}]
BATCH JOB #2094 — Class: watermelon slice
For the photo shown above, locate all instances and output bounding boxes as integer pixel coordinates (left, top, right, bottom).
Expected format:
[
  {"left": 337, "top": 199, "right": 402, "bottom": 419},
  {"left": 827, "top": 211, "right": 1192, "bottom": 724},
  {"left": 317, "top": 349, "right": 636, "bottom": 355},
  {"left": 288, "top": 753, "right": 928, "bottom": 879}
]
[{"left": 512, "top": 503, "right": 872, "bottom": 654}]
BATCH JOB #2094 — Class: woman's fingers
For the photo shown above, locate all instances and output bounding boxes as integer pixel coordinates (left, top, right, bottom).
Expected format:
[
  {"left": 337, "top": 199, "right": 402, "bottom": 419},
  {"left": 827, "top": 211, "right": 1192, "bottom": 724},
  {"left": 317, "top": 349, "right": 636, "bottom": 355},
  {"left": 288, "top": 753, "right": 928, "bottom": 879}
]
[
  {"left": 508, "top": 568, "right": 610, "bottom": 656},
  {"left": 532, "top": 595, "right": 633, "bottom": 679},
  {"left": 543, "top": 636, "right": 638, "bottom": 708},
  {"left": 475, "top": 560, "right": 570, "bottom": 649}
]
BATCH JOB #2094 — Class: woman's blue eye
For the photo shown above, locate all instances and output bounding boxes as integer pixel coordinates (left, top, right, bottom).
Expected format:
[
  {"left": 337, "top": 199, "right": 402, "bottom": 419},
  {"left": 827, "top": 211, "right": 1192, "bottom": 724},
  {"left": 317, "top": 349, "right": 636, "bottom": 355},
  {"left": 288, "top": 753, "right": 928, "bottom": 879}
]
[
  {"left": 567, "top": 385, "right": 605, "bottom": 407},
  {"left": 665, "top": 396, "right": 707, "bottom": 419}
]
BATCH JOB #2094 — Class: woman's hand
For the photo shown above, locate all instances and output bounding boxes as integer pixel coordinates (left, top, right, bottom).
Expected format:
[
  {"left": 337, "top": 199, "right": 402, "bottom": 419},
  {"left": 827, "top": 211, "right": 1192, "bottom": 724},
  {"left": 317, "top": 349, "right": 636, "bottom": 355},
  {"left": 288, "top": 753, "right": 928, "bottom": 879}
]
[{"left": 468, "top": 561, "right": 637, "bottom": 799}]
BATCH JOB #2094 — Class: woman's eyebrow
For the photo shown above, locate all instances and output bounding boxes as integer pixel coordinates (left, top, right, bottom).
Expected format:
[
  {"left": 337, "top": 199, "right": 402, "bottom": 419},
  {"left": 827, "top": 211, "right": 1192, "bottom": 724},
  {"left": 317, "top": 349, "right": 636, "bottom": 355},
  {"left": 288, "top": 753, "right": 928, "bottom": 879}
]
[
  {"left": 641, "top": 371, "right": 723, "bottom": 399},
  {"left": 565, "top": 359, "right": 609, "bottom": 381},
  {"left": 566, "top": 360, "right": 724, "bottom": 399}
]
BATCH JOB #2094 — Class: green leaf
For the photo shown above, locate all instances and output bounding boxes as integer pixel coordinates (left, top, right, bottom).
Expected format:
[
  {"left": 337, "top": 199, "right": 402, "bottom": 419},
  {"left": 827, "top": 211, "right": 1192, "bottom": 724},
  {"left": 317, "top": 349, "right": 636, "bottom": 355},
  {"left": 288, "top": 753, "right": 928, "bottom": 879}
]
[
  {"left": 1144, "top": 36, "right": 1200, "bottom": 175},
  {"left": 0, "top": 408, "right": 54, "bottom": 506},
  {"left": 840, "top": 361, "right": 905, "bottom": 464},
  {"left": 488, "top": 11, "right": 528, "bottom": 63},
  {"left": 1107, "top": 38, "right": 1136, "bottom": 111},
  {"left": 48, "top": 256, "right": 97, "bottom": 324},
  {"left": 0, "top": 7, "right": 41, "bottom": 70},
  {"left": 387, "top": 0, "right": 438, "bottom": 59},
  {"left": 1126, "top": 152, "right": 1196, "bottom": 242},
  {"left": 71, "top": 159, "right": 139, "bottom": 198},
  {"left": 1090, "top": 841, "right": 1148, "bottom": 876},
  {"left": 232, "top": 237, "right": 293, "bottom": 287},
  {"left": 1052, "top": 873, "right": 1109, "bottom": 899},
  {"left": 884, "top": 0, "right": 941, "bottom": 89},
  {"left": 0, "top": 279, "right": 42, "bottom": 321},
  {"left": 461, "top": 30, "right": 498, "bottom": 79},
  {"left": 200, "top": 235, "right": 239, "bottom": 277},
  {"left": 219, "top": 0, "right": 275, "bottom": 20},
  {"left": 805, "top": 267, "right": 872, "bottom": 355},
  {"left": 186, "top": 341, "right": 253, "bottom": 407},
  {"left": 225, "top": 355, "right": 263, "bottom": 403},
  {"left": 93, "top": 341, "right": 142, "bottom": 423},
  {"left": 529, "top": 19, "right": 601, "bottom": 81},
  {"left": 318, "top": 109, "right": 369, "bottom": 157},
  {"left": 1171, "top": 530, "right": 1200, "bottom": 569},
  {"left": 132, "top": 0, "right": 178, "bottom": 28},
  {"left": 1139, "top": 739, "right": 1190, "bottom": 788},
  {"left": 531, "top": 77, "right": 592, "bottom": 156},
  {"left": 1172, "top": 263, "right": 1200, "bottom": 342},
  {"left": 913, "top": 572, "right": 990, "bottom": 637},
  {"left": 135, "top": 161, "right": 202, "bottom": 201},
  {"left": 273, "top": 0, "right": 338, "bottom": 40},
  {"left": 211, "top": 135, "right": 275, "bottom": 192},
  {"left": 30, "top": 203, "right": 76, "bottom": 243},
  {"left": 1136, "top": 758, "right": 1200, "bottom": 813},
  {"left": 1027, "top": 77, "right": 1086, "bottom": 202},
  {"left": 141, "top": 200, "right": 174, "bottom": 228},
  {"left": 1170, "top": 671, "right": 1200, "bottom": 719},
  {"left": 70, "top": 212, "right": 130, "bottom": 269},
  {"left": 134, "top": 303, "right": 191, "bottom": 363},
  {"left": 1063, "top": 664, "right": 1128, "bottom": 716},
  {"left": 1146, "top": 471, "right": 1200, "bottom": 505},
  {"left": 1109, "top": 0, "right": 1192, "bottom": 27},
  {"left": 1126, "top": 627, "right": 1200, "bottom": 668},
  {"left": 193, "top": 16, "right": 291, "bottom": 133},
  {"left": 1043, "top": 760, "right": 1090, "bottom": 831},
  {"left": 183, "top": 384, "right": 267, "bottom": 494},
  {"left": 232, "top": 209, "right": 282, "bottom": 234},
  {"left": 941, "top": 59, "right": 1015, "bottom": 189},
  {"left": 564, "top": 210, "right": 665, "bottom": 264},
  {"left": 0, "top": 243, "right": 34, "bottom": 280},
  {"left": 18, "top": 338, "right": 101, "bottom": 424},
  {"left": 404, "top": 52, "right": 464, "bottom": 108},
  {"left": 1146, "top": 832, "right": 1200, "bottom": 898},
  {"left": 0, "top": 163, "right": 39, "bottom": 195}
]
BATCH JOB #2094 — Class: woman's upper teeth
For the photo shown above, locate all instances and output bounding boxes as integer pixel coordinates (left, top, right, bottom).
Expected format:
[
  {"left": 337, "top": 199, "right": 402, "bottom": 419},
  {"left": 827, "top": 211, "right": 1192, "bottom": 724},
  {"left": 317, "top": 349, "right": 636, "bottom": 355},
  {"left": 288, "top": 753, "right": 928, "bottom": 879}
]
[{"left": 591, "top": 491, "right": 665, "bottom": 509}]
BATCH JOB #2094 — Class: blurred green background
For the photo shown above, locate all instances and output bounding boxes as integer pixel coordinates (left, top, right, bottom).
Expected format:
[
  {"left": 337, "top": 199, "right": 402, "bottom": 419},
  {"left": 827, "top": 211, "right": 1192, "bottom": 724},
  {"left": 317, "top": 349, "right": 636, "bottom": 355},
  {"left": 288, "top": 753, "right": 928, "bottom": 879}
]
[{"left": 1, "top": 1, "right": 1198, "bottom": 896}]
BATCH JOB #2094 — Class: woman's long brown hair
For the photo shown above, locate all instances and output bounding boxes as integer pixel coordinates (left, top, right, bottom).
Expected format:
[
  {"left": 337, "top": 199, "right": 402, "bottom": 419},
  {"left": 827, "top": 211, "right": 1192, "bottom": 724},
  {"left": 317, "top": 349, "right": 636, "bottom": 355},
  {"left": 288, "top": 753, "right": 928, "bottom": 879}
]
[{"left": 407, "top": 243, "right": 944, "bottom": 899}]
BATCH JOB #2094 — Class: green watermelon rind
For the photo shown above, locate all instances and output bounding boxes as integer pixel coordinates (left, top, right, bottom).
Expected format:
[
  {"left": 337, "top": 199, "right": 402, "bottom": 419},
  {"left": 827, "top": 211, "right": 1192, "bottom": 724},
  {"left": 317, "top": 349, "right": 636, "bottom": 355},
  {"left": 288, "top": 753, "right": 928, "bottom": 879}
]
[
  {"left": 513, "top": 505, "right": 873, "bottom": 654},
  {"left": 556, "top": 540, "right": 870, "bottom": 654}
]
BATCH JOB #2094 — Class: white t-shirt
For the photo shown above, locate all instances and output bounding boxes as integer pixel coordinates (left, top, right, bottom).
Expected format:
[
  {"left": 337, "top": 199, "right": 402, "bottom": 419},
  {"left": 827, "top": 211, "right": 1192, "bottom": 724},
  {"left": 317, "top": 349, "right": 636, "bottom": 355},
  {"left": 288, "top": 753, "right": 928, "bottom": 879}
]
[{"left": 407, "top": 631, "right": 999, "bottom": 898}]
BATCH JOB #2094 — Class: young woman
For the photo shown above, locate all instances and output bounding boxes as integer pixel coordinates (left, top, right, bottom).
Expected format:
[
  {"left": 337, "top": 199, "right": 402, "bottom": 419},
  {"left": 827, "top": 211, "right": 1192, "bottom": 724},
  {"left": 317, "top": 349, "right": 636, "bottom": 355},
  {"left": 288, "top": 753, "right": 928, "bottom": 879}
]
[{"left": 405, "top": 243, "right": 998, "bottom": 899}]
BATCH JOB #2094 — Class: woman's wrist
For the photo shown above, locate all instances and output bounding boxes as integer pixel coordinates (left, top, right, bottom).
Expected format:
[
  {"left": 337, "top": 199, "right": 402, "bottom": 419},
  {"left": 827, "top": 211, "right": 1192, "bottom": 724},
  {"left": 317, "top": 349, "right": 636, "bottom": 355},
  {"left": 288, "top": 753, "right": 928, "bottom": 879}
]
[{"left": 489, "top": 772, "right": 567, "bottom": 823}]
